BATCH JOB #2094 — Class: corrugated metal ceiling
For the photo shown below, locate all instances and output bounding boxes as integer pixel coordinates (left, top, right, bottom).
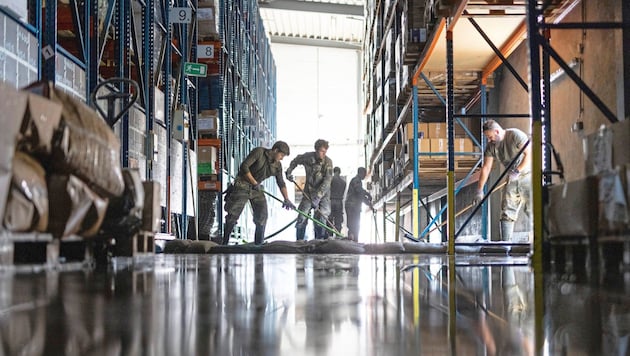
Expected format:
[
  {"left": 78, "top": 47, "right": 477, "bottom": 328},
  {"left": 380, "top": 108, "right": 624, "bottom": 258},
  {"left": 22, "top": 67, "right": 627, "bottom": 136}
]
[{"left": 259, "top": 0, "right": 366, "bottom": 49}]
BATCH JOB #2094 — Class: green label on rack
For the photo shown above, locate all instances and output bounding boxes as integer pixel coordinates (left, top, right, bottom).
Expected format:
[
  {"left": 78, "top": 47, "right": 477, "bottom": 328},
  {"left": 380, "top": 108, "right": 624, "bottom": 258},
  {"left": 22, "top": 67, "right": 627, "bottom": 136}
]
[{"left": 184, "top": 62, "right": 207, "bottom": 77}]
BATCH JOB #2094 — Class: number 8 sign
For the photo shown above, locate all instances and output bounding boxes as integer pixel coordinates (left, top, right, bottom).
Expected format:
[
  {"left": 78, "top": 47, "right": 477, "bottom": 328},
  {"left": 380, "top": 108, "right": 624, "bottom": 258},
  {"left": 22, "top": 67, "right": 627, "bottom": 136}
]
[{"left": 197, "top": 44, "right": 215, "bottom": 59}]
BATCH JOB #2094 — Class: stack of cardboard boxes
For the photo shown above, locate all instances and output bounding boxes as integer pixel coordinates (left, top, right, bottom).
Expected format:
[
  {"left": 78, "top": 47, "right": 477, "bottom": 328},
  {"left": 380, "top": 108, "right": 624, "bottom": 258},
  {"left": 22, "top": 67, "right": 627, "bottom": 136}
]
[
  {"left": 403, "top": 122, "right": 474, "bottom": 163},
  {"left": 198, "top": 0, "right": 219, "bottom": 40}
]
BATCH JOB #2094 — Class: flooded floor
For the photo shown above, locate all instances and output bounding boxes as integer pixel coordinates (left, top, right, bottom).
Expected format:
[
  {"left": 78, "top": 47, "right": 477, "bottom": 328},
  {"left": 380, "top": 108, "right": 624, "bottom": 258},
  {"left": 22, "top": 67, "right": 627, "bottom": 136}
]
[{"left": 0, "top": 253, "right": 629, "bottom": 355}]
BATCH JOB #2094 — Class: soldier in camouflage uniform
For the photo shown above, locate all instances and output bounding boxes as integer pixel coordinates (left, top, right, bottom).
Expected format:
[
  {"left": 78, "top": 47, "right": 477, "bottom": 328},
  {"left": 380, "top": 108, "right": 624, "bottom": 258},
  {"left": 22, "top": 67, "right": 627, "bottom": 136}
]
[
  {"left": 474, "top": 120, "right": 531, "bottom": 242},
  {"left": 345, "top": 167, "right": 372, "bottom": 242},
  {"left": 285, "top": 139, "right": 333, "bottom": 240},
  {"left": 223, "top": 141, "right": 295, "bottom": 245},
  {"left": 328, "top": 166, "right": 346, "bottom": 236}
]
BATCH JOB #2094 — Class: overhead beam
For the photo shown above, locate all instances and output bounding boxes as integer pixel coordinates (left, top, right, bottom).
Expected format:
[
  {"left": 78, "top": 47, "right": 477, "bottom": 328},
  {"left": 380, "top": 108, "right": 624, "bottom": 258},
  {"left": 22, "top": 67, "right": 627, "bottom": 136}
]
[
  {"left": 269, "top": 35, "right": 361, "bottom": 50},
  {"left": 258, "top": 0, "right": 363, "bottom": 17}
]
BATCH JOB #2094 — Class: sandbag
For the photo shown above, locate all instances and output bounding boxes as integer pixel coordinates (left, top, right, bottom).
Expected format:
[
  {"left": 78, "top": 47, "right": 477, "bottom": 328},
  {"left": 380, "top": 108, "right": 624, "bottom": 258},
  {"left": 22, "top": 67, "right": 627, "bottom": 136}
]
[
  {"left": 0, "top": 82, "right": 62, "bottom": 222},
  {"left": 100, "top": 169, "right": 144, "bottom": 236},
  {"left": 364, "top": 241, "right": 405, "bottom": 254},
  {"left": 185, "top": 240, "right": 218, "bottom": 254},
  {"left": 163, "top": 239, "right": 192, "bottom": 254},
  {"left": 25, "top": 81, "right": 124, "bottom": 197},
  {"left": 2, "top": 152, "right": 48, "bottom": 232},
  {"left": 402, "top": 242, "right": 447, "bottom": 254},
  {"left": 262, "top": 240, "right": 313, "bottom": 253},
  {"left": 309, "top": 239, "right": 366, "bottom": 254},
  {"left": 47, "top": 174, "right": 108, "bottom": 239}
]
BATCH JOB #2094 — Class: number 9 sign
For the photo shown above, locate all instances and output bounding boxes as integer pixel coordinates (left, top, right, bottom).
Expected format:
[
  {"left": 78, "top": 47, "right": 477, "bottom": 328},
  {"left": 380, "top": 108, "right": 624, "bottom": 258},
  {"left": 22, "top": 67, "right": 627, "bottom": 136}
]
[{"left": 170, "top": 7, "right": 192, "bottom": 24}]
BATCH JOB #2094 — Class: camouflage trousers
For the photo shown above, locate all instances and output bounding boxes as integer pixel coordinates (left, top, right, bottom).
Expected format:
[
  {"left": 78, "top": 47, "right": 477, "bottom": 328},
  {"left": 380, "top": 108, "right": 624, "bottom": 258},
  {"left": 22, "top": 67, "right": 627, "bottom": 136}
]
[
  {"left": 295, "top": 193, "right": 331, "bottom": 230},
  {"left": 501, "top": 173, "right": 531, "bottom": 222},
  {"left": 345, "top": 203, "right": 362, "bottom": 241},
  {"left": 224, "top": 179, "right": 268, "bottom": 226}
]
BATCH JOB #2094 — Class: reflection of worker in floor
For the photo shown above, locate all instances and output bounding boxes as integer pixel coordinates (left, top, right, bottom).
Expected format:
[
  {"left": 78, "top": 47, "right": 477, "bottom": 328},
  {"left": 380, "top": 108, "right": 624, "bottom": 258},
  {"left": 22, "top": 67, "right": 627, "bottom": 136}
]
[
  {"left": 344, "top": 167, "right": 372, "bottom": 242},
  {"left": 328, "top": 167, "right": 346, "bottom": 237},
  {"left": 474, "top": 120, "right": 531, "bottom": 241},
  {"left": 222, "top": 141, "right": 295, "bottom": 245},
  {"left": 285, "top": 139, "right": 333, "bottom": 240},
  {"left": 499, "top": 267, "right": 532, "bottom": 356}
]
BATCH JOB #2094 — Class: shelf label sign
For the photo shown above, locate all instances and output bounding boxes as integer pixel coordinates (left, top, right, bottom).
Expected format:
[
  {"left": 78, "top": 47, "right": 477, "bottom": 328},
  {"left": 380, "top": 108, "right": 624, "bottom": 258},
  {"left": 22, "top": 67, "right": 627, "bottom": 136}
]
[
  {"left": 170, "top": 7, "right": 192, "bottom": 23},
  {"left": 197, "top": 44, "right": 215, "bottom": 59},
  {"left": 42, "top": 45, "right": 54, "bottom": 60},
  {"left": 184, "top": 62, "right": 207, "bottom": 77}
]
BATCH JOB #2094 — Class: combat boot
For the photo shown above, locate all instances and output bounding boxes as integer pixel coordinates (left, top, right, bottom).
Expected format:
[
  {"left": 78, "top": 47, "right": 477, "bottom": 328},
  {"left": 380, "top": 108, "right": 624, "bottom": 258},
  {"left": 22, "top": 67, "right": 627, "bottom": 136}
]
[
  {"left": 314, "top": 225, "right": 326, "bottom": 239},
  {"left": 254, "top": 224, "right": 265, "bottom": 245},
  {"left": 500, "top": 220, "right": 515, "bottom": 242},
  {"left": 222, "top": 222, "right": 236, "bottom": 245},
  {"left": 296, "top": 226, "right": 306, "bottom": 241}
]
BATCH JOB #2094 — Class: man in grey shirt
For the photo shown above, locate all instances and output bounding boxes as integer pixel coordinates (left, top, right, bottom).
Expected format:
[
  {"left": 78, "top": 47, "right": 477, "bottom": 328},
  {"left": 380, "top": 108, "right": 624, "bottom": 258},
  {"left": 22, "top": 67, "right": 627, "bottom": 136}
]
[{"left": 474, "top": 120, "right": 531, "bottom": 242}]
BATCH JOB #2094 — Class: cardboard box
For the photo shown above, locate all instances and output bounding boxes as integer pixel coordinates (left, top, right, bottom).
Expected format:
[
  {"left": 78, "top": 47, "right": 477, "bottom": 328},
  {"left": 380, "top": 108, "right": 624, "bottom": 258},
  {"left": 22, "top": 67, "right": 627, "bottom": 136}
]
[
  {"left": 197, "top": 8, "right": 219, "bottom": 38},
  {"left": 0, "top": 0, "right": 27, "bottom": 20},
  {"left": 430, "top": 138, "right": 447, "bottom": 159},
  {"left": 428, "top": 122, "right": 446, "bottom": 138},
  {"left": 142, "top": 181, "right": 162, "bottom": 232},
  {"left": 454, "top": 138, "right": 474, "bottom": 158},
  {"left": 547, "top": 176, "right": 599, "bottom": 238},
  {"left": 198, "top": 116, "right": 218, "bottom": 132},
  {"left": 405, "top": 122, "right": 428, "bottom": 140},
  {"left": 406, "top": 139, "right": 431, "bottom": 161},
  {"left": 197, "top": 0, "right": 215, "bottom": 7}
]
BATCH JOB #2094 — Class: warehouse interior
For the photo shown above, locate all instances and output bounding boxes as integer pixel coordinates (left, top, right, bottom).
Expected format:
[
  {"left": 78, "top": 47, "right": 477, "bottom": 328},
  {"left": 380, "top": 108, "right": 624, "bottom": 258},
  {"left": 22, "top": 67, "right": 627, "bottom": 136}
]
[{"left": 0, "top": 0, "right": 629, "bottom": 354}]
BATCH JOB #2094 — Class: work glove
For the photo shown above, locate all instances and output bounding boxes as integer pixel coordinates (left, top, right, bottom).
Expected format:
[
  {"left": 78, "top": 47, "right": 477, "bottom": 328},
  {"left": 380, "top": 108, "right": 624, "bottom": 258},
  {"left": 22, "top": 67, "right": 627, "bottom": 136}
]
[
  {"left": 508, "top": 168, "right": 520, "bottom": 182},
  {"left": 311, "top": 196, "right": 320, "bottom": 209},
  {"left": 472, "top": 190, "right": 484, "bottom": 205},
  {"left": 282, "top": 199, "right": 296, "bottom": 210},
  {"left": 252, "top": 183, "right": 263, "bottom": 191},
  {"left": 285, "top": 171, "right": 294, "bottom": 182}
]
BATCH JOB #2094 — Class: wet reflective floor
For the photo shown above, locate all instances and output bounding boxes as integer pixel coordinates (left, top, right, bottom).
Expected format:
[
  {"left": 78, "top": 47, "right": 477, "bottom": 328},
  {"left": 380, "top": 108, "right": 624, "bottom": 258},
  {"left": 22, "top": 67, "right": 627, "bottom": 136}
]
[{"left": 0, "top": 254, "right": 629, "bottom": 355}]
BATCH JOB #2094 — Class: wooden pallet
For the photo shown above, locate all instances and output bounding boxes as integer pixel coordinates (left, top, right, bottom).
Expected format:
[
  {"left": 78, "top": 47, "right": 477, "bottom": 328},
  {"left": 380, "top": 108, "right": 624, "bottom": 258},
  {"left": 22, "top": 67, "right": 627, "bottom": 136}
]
[
  {"left": 0, "top": 233, "right": 92, "bottom": 267},
  {"left": 113, "top": 231, "right": 155, "bottom": 257}
]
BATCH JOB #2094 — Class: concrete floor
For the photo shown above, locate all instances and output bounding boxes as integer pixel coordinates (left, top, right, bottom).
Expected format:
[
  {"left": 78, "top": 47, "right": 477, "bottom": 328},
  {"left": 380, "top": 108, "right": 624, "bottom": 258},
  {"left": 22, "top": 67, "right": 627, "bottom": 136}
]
[{"left": 0, "top": 253, "right": 628, "bottom": 355}]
